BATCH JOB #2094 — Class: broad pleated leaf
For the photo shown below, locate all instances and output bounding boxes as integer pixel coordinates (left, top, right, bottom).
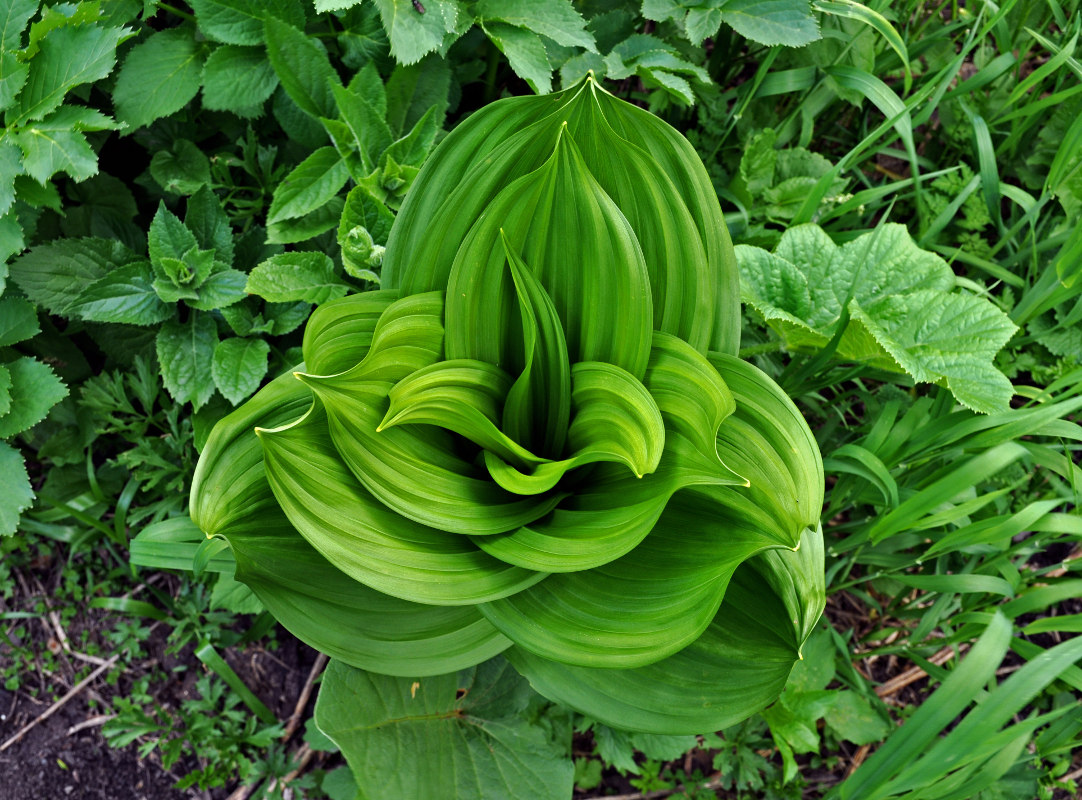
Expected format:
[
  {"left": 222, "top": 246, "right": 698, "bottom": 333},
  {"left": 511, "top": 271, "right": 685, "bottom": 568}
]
[
  {"left": 301, "top": 290, "right": 399, "bottom": 375},
  {"left": 232, "top": 525, "right": 512, "bottom": 676},
  {"left": 259, "top": 402, "right": 547, "bottom": 605},
  {"left": 479, "top": 487, "right": 800, "bottom": 668},
  {"left": 444, "top": 126, "right": 653, "bottom": 379},
  {"left": 305, "top": 375, "right": 566, "bottom": 535},
  {"left": 501, "top": 237, "right": 571, "bottom": 457},
  {"left": 505, "top": 528, "right": 823, "bottom": 734}
]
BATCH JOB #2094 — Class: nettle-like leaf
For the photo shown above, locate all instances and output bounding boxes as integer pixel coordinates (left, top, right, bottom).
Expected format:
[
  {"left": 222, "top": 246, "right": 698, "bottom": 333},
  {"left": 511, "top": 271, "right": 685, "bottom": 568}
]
[
  {"left": 192, "top": 78, "right": 825, "bottom": 751},
  {"left": 738, "top": 223, "right": 1019, "bottom": 413}
]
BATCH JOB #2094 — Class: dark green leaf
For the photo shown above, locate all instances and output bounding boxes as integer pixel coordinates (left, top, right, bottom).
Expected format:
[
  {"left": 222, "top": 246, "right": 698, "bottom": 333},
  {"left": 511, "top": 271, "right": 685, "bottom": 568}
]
[
  {"left": 0, "top": 440, "right": 33, "bottom": 537},
  {"left": 212, "top": 337, "right": 270, "bottom": 404},
  {"left": 0, "top": 296, "right": 39, "bottom": 346},
  {"left": 190, "top": 0, "right": 306, "bottom": 45},
  {"left": 267, "top": 146, "right": 349, "bottom": 224},
  {"left": 264, "top": 17, "right": 339, "bottom": 119},
  {"left": 69, "top": 262, "right": 173, "bottom": 325},
  {"left": 113, "top": 27, "right": 205, "bottom": 130},
  {"left": 156, "top": 315, "right": 219, "bottom": 409},
  {"left": 0, "top": 357, "right": 68, "bottom": 437},
  {"left": 201, "top": 44, "right": 278, "bottom": 115}
]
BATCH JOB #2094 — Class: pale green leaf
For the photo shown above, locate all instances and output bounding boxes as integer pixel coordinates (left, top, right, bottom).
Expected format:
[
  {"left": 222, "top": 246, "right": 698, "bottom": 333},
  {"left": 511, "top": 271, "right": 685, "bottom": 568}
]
[
  {"left": 246, "top": 252, "right": 349, "bottom": 304},
  {"left": 9, "top": 238, "right": 138, "bottom": 315},
  {"left": 738, "top": 223, "right": 1018, "bottom": 412},
  {"left": 149, "top": 139, "right": 212, "bottom": 195},
  {"left": 266, "top": 196, "right": 343, "bottom": 243},
  {"left": 315, "top": 658, "right": 573, "bottom": 800},
  {"left": 824, "top": 692, "right": 891, "bottom": 745},
  {"left": 478, "top": 0, "right": 594, "bottom": 49},
  {"left": 212, "top": 337, "right": 270, "bottom": 404},
  {"left": 483, "top": 21, "right": 552, "bottom": 94},
  {"left": 113, "top": 27, "right": 204, "bottom": 129}
]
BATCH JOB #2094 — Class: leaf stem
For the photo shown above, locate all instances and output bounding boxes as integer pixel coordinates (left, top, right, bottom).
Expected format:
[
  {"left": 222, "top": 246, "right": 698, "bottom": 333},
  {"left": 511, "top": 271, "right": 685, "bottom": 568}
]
[{"left": 156, "top": 2, "right": 196, "bottom": 23}]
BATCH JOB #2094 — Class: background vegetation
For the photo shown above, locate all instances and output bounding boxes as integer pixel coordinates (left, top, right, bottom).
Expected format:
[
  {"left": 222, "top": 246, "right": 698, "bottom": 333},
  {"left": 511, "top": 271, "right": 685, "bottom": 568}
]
[{"left": 0, "top": 0, "right": 1080, "bottom": 798}]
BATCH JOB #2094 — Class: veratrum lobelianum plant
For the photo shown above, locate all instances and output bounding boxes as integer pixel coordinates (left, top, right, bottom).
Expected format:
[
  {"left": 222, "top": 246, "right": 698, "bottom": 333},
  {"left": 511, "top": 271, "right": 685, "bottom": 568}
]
[{"left": 191, "top": 76, "right": 825, "bottom": 735}]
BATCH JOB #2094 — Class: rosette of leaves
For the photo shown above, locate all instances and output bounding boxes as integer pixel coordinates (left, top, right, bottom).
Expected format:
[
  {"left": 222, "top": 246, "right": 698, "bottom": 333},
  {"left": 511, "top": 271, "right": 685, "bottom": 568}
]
[{"left": 192, "top": 77, "right": 825, "bottom": 735}]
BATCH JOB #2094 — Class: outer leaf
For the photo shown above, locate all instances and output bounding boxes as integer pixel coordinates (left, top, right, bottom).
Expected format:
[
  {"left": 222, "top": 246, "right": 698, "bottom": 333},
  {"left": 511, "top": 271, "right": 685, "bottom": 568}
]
[
  {"left": 246, "top": 252, "right": 349, "bottom": 304},
  {"left": 150, "top": 139, "right": 212, "bottom": 195},
  {"left": 332, "top": 83, "right": 394, "bottom": 173},
  {"left": 264, "top": 17, "right": 339, "bottom": 119},
  {"left": 507, "top": 529, "right": 822, "bottom": 734},
  {"left": 193, "top": 368, "right": 511, "bottom": 675},
  {"left": 201, "top": 45, "right": 278, "bottom": 115},
  {"left": 0, "top": 440, "right": 33, "bottom": 537},
  {"left": 0, "top": 357, "right": 67, "bottom": 437},
  {"left": 113, "top": 28, "right": 205, "bottom": 129},
  {"left": 212, "top": 337, "right": 270, "bottom": 404},
  {"left": 259, "top": 401, "right": 546, "bottom": 604},
  {"left": 12, "top": 108, "right": 107, "bottom": 183},
  {"left": 267, "top": 146, "right": 350, "bottom": 224},
  {"left": 156, "top": 315, "right": 219, "bottom": 409},
  {"left": 315, "top": 658, "right": 573, "bottom": 800},
  {"left": 190, "top": 0, "right": 306, "bottom": 46}
]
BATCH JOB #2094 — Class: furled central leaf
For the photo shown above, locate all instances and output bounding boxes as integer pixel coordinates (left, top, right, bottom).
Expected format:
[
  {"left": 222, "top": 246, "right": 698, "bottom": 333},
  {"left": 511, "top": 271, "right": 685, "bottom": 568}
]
[{"left": 191, "top": 76, "right": 825, "bottom": 736}]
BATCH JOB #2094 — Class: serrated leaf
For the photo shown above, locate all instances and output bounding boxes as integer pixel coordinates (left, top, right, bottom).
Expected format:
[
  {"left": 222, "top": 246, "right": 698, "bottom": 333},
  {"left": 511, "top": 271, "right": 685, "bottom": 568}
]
[
  {"left": 1, "top": 1, "right": 38, "bottom": 52},
  {"left": 720, "top": 0, "right": 820, "bottom": 47},
  {"left": 0, "top": 51, "right": 28, "bottom": 112},
  {"left": 385, "top": 56, "right": 450, "bottom": 135},
  {"left": 264, "top": 17, "right": 339, "bottom": 119},
  {"left": 246, "top": 252, "right": 348, "bottom": 304},
  {"left": 0, "top": 364, "right": 10, "bottom": 416},
  {"left": 738, "top": 224, "right": 1018, "bottom": 413},
  {"left": 190, "top": 0, "right": 306, "bottom": 45},
  {"left": 185, "top": 185, "right": 235, "bottom": 265},
  {"left": 10, "top": 237, "right": 139, "bottom": 315},
  {"left": 114, "top": 27, "right": 205, "bottom": 129},
  {"left": 12, "top": 111, "right": 99, "bottom": 184},
  {"left": 0, "top": 356, "right": 68, "bottom": 437},
  {"left": 0, "top": 440, "right": 34, "bottom": 537},
  {"left": 149, "top": 138, "right": 211, "bottom": 194},
  {"left": 315, "top": 658, "right": 573, "bottom": 800},
  {"left": 69, "top": 261, "right": 174, "bottom": 325},
  {"left": 12, "top": 23, "right": 128, "bottom": 124},
  {"left": 148, "top": 202, "right": 198, "bottom": 266},
  {"left": 189, "top": 267, "right": 248, "bottom": 310},
  {"left": 371, "top": 0, "right": 465, "bottom": 65},
  {"left": 267, "top": 146, "right": 349, "bottom": 223},
  {"left": 201, "top": 44, "right": 278, "bottom": 115},
  {"left": 0, "top": 139, "right": 22, "bottom": 215},
  {"left": 156, "top": 315, "right": 219, "bottom": 409},
  {"left": 478, "top": 0, "right": 594, "bottom": 50},
  {"left": 484, "top": 22, "right": 552, "bottom": 94},
  {"left": 0, "top": 297, "right": 39, "bottom": 346},
  {"left": 212, "top": 336, "right": 270, "bottom": 404}
]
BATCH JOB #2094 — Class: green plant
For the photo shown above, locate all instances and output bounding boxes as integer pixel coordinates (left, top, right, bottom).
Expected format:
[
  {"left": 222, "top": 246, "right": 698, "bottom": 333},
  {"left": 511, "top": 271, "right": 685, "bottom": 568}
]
[{"left": 189, "top": 76, "right": 825, "bottom": 795}]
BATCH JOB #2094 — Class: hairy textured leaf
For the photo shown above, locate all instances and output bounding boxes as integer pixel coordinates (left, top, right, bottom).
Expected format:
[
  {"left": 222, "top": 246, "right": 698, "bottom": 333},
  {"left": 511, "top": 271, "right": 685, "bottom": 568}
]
[
  {"left": 69, "top": 262, "right": 173, "bottom": 325},
  {"left": 264, "top": 17, "right": 339, "bottom": 119},
  {"left": 190, "top": 0, "right": 305, "bottom": 45},
  {"left": 738, "top": 224, "right": 1018, "bottom": 412},
  {"left": 371, "top": 0, "right": 464, "bottom": 65},
  {"left": 267, "top": 146, "right": 349, "bottom": 223},
  {"left": 10, "top": 238, "right": 140, "bottom": 315}
]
